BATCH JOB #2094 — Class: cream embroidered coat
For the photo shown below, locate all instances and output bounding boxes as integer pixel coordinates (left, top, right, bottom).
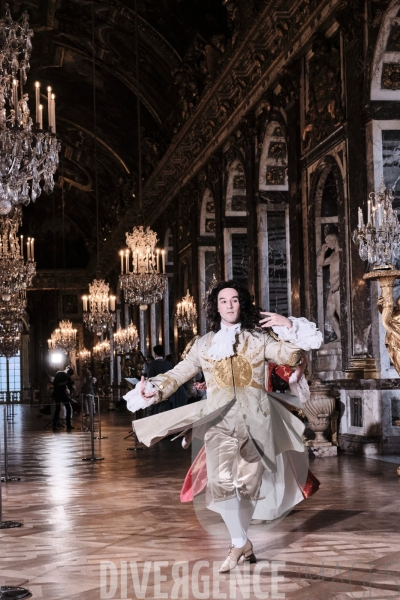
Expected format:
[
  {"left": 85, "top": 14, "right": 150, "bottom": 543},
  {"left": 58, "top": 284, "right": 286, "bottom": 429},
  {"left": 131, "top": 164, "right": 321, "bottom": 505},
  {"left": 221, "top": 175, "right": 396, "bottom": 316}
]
[{"left": 133, "top": 329, "right": 305, "bottom": 472}]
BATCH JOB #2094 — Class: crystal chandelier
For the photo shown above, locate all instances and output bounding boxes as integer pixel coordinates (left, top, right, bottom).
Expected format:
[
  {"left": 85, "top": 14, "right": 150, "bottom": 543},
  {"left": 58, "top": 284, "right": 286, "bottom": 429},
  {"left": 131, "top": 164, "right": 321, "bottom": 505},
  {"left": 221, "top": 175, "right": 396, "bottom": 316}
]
[
  {"left": 353, "top": 181, "right": 400, "bottom": 270},
  {"left": 0, "top": 331, "right": 21, "bottom": 358},
  {"left": 119, "top": 226, "right": 167, "bottom": 310},
  {"left": 0, "top": 206, "right": 36, "bottom": 301},
  {"left": 176, "top": 289, "right": 198, "bottom": 331},
  {"left": 0, "top": 318, "right": 21, "bottom": 357},
  {"left": 48, "top": 320, "right": 77, "bottom": 354},
  {"left": 93, "top": 338, "right": 110, "bottom": 361},
  {"left": 82, "top": 279, "right": 116, "bottom": 335},
  {"left": 0, "top": 5, "right": 60, "bottom": 216},
  {"left": 78, "top": 348, "right": 91, "bottom": 362},
  {"left": 113, "top": 321, "right": 139, "bottom": 354}
]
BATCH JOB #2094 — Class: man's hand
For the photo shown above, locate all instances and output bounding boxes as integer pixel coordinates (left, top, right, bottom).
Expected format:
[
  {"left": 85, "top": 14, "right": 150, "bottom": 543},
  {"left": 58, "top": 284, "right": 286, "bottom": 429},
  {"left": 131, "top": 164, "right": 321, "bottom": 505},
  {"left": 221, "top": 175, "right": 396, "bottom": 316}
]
[
  {"left": 139, "top": 376, "right": 158, "bottom": 402},
  {"left": 259, "top": 312, "right": 293, "bottom": 329}
]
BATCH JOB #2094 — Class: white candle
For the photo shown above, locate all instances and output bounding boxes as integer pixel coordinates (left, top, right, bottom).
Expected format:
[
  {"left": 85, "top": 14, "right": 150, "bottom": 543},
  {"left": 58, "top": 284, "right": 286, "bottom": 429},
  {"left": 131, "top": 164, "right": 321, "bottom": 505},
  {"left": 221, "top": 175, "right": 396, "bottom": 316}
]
[
  {"left": 27, "top": 238, "right": 31, "bottom": 260},
  {"left": 367, "top": 199, "right": 371, "bottom": 224},
  {"left": 20, "top": 235, "right": 23, "bottom": 257},
  {"left": 47, "top": 86, "right": 52, "bottom": 129},
  {"left": 13, "top": 79, "right": 18, "bottom": 112},
  {"left": 51, "top": 93, "right": 56, "bottom": 133},
  {"left": 136, "top": 251, "right": 139, "bottom": 273},
  {"left": 35, "top": 82, "right": 40, "bottom": 125},
  {"left": 110, "top": 296, "right": 116, "bottom": 311},
  {"left": 38, "top": 104, "right": 43, "bottom": 129},
  {"left": 31, "top": 238, "right": 34, "bottom": 261},
  {"left": 120, "top": 251, "right": 124, "bottom": 273},
  {"left": 125, "top": 249, "right": 129, "bottom": 273},
  {"left": 156, "top": 249, "right": 160, "bottom": 272},
  {"left": 83, "top": 296, "right": 88, "bottom": 311},
  {"left": 162, "top": 250, "right": 166, "bottom": 273}
]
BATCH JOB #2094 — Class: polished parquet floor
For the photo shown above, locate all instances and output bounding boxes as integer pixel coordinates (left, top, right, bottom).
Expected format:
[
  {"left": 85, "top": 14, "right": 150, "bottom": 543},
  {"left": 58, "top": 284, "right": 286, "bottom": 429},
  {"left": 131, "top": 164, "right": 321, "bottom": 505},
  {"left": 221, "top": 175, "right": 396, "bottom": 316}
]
[{"left": 0, "top": 404, "right": 400, "bottom": 600}]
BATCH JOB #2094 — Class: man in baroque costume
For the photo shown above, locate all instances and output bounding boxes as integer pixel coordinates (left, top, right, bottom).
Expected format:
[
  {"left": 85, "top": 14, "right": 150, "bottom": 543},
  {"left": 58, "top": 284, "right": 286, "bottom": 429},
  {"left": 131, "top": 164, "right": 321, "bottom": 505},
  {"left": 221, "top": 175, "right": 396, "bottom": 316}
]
[{"left": 125, "top": 280, "right": 322, "bottom": 572}]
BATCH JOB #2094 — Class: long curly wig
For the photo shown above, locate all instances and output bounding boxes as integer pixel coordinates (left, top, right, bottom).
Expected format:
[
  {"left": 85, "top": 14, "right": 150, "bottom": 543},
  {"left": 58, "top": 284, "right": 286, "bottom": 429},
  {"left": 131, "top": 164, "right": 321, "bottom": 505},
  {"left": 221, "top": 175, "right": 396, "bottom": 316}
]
[{"left": 205, "top": 280, "right": 260, "bottom": 332}]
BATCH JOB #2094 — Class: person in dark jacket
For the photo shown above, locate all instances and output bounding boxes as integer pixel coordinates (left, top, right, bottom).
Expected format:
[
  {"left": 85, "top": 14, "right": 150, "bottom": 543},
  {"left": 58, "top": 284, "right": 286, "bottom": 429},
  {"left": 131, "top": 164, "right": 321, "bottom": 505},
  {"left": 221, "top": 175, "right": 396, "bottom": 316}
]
[
  {"left": 52, "top": 367, "right": 75, "bottom": 431},
  {"left": 147, "top": 346, "right": 187, "bottom": 413}
]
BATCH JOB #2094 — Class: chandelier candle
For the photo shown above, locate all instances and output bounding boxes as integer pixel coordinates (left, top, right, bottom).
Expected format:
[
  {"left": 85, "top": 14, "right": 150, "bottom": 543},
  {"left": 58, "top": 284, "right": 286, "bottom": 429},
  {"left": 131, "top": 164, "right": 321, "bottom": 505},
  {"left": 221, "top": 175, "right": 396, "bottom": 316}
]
[
  {"left": 34, "top": 81, "right": 40, "bottom": 124},
  {"left": 51, "top": 94, "right": 56, "bottom": 133},
  {"left": 47, "top": 86, "right": 52, "bottom": 129}
]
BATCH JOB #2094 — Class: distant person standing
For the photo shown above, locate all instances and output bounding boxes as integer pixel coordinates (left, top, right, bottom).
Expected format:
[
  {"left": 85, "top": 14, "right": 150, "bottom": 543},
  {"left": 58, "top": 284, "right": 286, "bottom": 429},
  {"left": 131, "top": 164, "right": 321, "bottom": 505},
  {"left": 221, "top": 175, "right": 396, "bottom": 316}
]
[
  {"left": 147, "top": 346, "right": 187, "bottom": 413},
  {"left": 147, "top": 346, "right": 172, "bottom": 378},
  {"left": 52, "top": 367, "right": 75, "bottom": 431},
  {"left": 81, "top": 367, "right": 95, "bottom": 417}
]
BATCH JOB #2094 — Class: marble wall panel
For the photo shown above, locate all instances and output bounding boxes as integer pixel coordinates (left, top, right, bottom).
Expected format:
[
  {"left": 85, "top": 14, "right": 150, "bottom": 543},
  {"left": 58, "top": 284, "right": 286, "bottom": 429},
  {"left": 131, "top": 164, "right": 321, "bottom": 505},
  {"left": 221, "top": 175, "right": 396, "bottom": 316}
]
[{"left": 339, "top": 389, "right": 382, "bottom": 447}]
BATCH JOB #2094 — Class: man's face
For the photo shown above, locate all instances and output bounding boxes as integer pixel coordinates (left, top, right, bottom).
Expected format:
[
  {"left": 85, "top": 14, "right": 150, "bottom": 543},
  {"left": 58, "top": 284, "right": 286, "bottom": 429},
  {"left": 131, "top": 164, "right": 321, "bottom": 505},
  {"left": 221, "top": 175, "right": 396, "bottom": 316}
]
[{"left": 217, "top": 287, "right": 241, "bottom": 326}]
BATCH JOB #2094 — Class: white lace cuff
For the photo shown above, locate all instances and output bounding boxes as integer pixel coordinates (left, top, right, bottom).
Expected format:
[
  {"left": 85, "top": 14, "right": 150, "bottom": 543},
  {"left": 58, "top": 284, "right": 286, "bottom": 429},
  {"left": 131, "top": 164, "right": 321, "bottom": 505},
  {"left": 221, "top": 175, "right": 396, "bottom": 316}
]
[
  {"left": 124, "top": 381, "right": 157, "bottom": 413},
  {"left": 288, "top": 372, "right": 311, "bottom": 404},
  {"left": 272, "top": 317, "right": 323, "bottom": 351}
]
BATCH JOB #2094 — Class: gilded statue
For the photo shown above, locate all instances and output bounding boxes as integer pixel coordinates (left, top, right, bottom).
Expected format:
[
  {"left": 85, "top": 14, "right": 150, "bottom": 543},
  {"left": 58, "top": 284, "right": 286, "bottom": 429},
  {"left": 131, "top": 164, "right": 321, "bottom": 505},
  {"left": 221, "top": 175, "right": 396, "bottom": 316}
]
[{"left": 378, "top": 285, "right": 400, "bottom": 374}]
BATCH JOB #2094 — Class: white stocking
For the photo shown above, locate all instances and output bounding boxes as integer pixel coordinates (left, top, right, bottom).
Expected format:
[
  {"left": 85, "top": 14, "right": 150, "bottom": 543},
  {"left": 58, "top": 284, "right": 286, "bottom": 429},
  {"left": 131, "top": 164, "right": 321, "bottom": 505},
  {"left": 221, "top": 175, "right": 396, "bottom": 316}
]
[
  {"left": 238, "top": 497, "right": 256, "bottom": 536},
  {"left": 218, "top": 496, "right": 247, "bottom": 547}
]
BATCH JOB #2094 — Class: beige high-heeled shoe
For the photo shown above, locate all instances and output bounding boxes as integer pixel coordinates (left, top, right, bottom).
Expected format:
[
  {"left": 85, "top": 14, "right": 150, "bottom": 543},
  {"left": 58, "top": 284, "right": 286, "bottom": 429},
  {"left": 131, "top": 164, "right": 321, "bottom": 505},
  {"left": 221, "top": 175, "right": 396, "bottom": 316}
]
[{"left": 219, "top": 539, "right": 256, "bottom": 573}]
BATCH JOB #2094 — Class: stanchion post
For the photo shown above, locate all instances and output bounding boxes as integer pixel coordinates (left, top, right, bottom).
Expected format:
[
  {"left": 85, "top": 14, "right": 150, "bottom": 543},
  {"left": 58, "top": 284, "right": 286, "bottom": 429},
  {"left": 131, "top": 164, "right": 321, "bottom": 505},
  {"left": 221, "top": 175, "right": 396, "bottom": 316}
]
[
  {"left": 95, "top": 396, "right": 108, "bottom": 440},
  {"left": 81, "top": 393, "right": 84, "bottom": 431},
  {"left": 0, "top": 408, "right": 22, "bottom": 529},
  {"left": 126, "top": 410, "right": 145, "bottom": 451},
  {"left": 82, "top": 395, "right": 104, "bottom": 462},
  {"left": 1, "top": 407, "right": 20, "bottom": 483}
]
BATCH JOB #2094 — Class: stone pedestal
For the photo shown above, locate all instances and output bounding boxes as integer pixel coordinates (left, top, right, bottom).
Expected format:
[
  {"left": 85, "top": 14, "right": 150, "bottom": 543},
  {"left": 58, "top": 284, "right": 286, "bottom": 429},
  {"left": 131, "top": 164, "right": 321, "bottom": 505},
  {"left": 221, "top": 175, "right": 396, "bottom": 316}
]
[{"left": 303, "top": 381, "right": 339, "bottom": 456}]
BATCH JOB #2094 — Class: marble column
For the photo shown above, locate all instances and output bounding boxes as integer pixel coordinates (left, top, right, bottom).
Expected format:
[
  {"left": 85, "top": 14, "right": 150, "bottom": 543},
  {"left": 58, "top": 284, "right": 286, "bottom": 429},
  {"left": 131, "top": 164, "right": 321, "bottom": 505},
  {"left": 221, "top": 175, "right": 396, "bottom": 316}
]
[
  {"left": 139, "top": 310, "right": 145, "bottom": 355},
  {"left": 109, "top": 323, "right": 115, "bottom": 408},
  {"left": 163, "top": 284, "right": 170, "bottom": 355},
  {"left": 286, "top": 98, "right": 304, "bottom": 317},
  {"left": 344, "top": 33, "right": 374, "bottom": 374},
  {"left": 243, "top": 116, "right": 259, "bottom": 301},
  {"left": 116, "top": 308, "right": 121, "bottom": 393},
  {"left": 21, "top": 333, "right": 30, "bottom": 401},
  {"left": 213, "top": 154, "right": 225, "bottom": 281},
  {"left": 150, "top": 304, "right": 157, "bottom": 351},
  {"left": 257, "top": 203, "right": 269, "bottom": 311}
]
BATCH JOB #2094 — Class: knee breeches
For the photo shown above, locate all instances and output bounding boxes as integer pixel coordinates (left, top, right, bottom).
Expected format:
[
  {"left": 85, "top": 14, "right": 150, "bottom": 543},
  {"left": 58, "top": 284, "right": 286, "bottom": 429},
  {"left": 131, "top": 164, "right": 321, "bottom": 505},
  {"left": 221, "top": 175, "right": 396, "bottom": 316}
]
[{"left": 204, "top": 405, "right": 264, "bottom": 502}]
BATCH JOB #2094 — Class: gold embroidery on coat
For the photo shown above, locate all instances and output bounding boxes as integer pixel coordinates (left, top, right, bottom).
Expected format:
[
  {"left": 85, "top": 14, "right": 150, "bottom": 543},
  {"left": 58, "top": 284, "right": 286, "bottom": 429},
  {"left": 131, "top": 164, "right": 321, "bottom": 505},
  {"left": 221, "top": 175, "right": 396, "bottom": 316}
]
[{"left": 214, "top": 355, "right": 253, "bottom": 388}]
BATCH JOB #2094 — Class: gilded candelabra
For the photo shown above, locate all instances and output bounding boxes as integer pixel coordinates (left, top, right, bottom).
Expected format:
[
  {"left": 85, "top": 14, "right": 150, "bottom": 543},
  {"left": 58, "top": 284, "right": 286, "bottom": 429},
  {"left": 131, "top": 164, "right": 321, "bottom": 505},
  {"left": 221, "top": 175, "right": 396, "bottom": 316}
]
[{"left": 354, "top": 181, "right": 400, "bottom": 474}]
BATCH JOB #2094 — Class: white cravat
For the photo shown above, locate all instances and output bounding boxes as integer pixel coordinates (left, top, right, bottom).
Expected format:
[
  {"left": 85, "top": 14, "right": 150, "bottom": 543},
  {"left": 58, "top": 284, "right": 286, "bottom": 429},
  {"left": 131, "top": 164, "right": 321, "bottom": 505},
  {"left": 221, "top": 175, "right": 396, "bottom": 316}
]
[{"left": 207, "top": 322, "right": 241, "bottom": 362}]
